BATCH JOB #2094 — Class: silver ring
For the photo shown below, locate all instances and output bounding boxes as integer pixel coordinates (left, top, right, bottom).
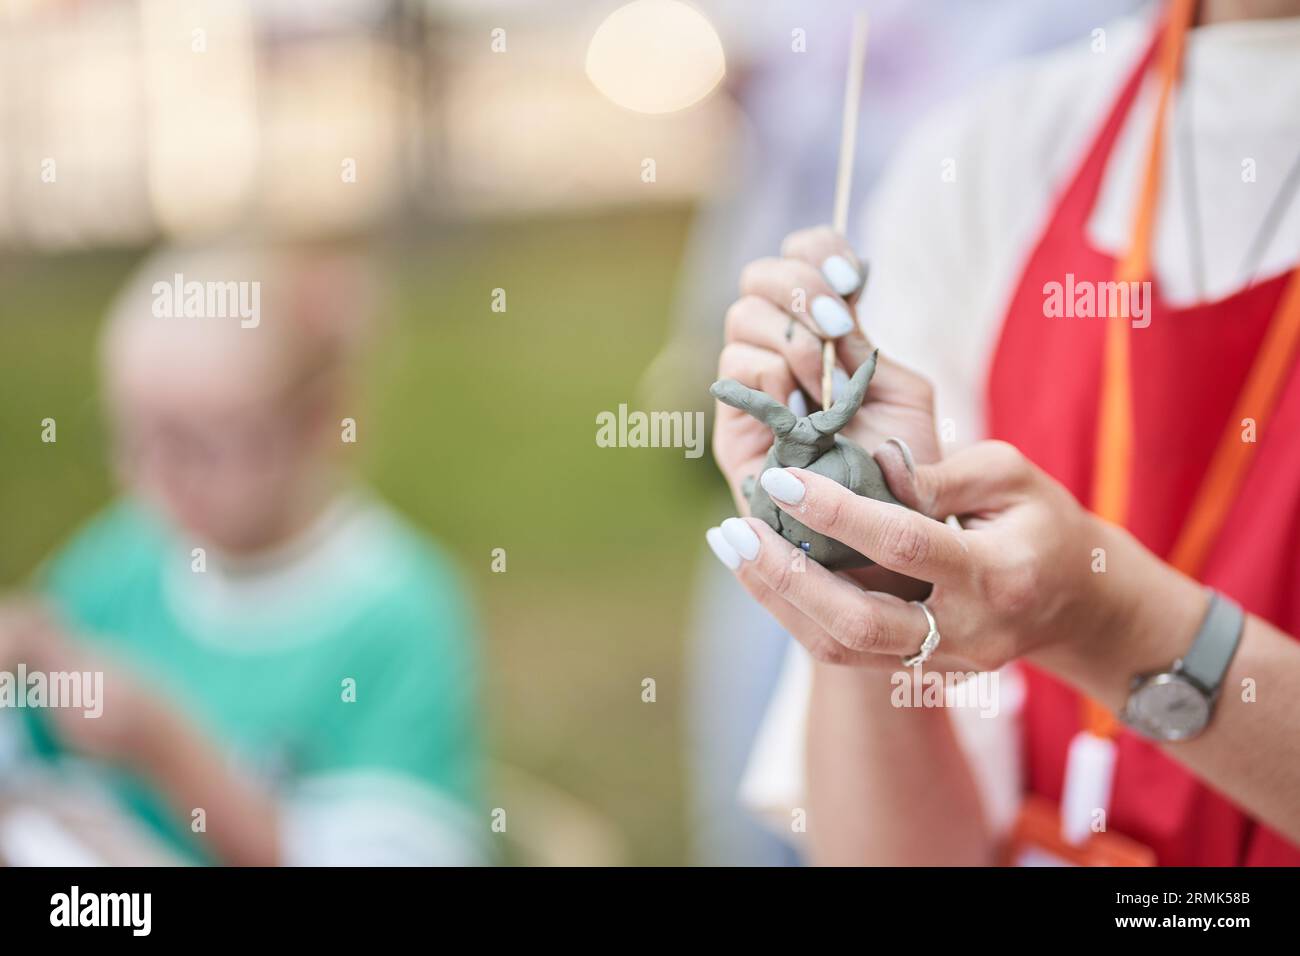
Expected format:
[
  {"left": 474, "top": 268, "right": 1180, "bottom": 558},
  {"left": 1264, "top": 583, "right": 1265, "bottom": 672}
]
[{"left": 901, "top": 601, "right": 940, "bottom": 667}]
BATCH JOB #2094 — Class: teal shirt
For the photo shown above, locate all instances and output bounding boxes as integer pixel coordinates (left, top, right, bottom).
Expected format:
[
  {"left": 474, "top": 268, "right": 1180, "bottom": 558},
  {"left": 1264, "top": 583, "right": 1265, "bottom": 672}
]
[{"left": 27, "top": 494, "right": 483, "bottom": 864}]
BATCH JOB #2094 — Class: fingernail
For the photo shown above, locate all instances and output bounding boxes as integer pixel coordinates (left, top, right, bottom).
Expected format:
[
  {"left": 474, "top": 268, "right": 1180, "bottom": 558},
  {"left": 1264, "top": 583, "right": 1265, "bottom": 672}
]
[
  {"left": 705, "top": 527, "right": 741, "bottom": 570},
  {"left": 786, "top": 389, "right": 809, "bottom": 418},
  {"left": 720, "top": 517, "right": 760, "bottom": 561},
  {"left": 879, "top": 436, "right": 917, "bottom": 477},
  {"left": 811, "top": 296, "right": 854, "bottom": 338},
  {"left": 831, "top": 366, "right": 850, "bottom": 402},
  {"left": 821, "top": 255, "right": 862, "bottom": 296},
  {"left": 760, "top": 468, "right": 805, "bottom": 505}
]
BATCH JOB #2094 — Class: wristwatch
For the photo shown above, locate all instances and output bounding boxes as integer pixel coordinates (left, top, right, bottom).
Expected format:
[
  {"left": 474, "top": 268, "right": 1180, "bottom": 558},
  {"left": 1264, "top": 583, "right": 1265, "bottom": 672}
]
[{"left": 1120, "top": 589, "right": 1244, "bottom": 742}]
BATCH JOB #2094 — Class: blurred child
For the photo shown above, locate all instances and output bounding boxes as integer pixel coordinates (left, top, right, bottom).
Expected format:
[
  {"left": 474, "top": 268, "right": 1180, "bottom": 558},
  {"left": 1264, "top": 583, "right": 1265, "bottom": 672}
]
[{"left": 0, "top": 242, "right": 484, "bottom": 865}]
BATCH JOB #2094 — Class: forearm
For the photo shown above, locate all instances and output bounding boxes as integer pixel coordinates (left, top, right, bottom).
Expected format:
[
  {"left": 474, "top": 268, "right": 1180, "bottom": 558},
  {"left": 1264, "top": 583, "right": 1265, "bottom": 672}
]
[
  {"left": 805, "top": 662, "right": 993, "bottom": 865},
  {"left": 1034, "top": 521, "right": 1300, "bottom": 845},
  {"left": 137, "top": 720, "right": 282, "bottom": 866}
]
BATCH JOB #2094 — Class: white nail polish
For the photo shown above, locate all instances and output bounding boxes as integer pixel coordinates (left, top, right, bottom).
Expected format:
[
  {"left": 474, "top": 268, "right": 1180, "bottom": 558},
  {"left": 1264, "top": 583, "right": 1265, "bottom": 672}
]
[
  {"left": 760, "top": 468, "right": 806, "bottom": 504},
  {"left": 786, "top": 389, "right": 809, "bottom": 418},
  {"left": 821, "top": 255, "right": 861, "bottom": 296},
  {"left": 811, "top": 296, "right": 854, "bottom": 338},
  {"left": 831, "top": 367, "right": 850, "bottom": 402},
  {"left": 706, "top": 527, "right": 741, "bottom": 570},
  {"left": 720, "top": 517, "right": 760, "bottom": 561}
]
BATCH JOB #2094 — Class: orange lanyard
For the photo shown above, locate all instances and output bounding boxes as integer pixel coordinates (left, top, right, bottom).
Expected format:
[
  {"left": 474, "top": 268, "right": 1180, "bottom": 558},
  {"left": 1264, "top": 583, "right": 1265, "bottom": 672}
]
[{"left": 1086, "top": 0, "right": 1300, "bottom": 737}]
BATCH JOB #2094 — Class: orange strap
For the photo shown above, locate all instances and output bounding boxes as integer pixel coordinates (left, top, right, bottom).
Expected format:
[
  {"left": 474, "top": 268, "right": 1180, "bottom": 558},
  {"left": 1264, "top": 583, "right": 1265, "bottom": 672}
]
[
  {"left": 1085, "top": 0, "right": 1300, "bottom": 737},
  {"left": 1090, "top": 0, "right": 1195, "bottom": 530},
  {"left": 1168, "top": 271, "right": 1300, "bottom": 573}
]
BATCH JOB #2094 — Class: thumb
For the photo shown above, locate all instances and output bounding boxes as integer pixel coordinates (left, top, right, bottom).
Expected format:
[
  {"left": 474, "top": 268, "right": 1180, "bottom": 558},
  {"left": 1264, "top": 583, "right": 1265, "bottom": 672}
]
[{"left": 876, "top": 439, "right": 1033, "bottom": 520}]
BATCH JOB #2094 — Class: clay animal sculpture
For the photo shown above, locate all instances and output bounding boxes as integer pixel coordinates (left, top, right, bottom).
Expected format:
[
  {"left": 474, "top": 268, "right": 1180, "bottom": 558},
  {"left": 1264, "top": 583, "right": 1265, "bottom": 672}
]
[{"left": 710, "top": 350, "right": 898, "bottom": 570}]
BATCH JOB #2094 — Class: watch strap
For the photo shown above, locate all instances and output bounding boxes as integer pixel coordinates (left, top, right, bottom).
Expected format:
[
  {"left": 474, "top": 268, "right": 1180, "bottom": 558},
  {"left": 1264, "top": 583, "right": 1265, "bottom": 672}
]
[{"left": 1179, "top": 590, "right": 1244, "bottom": 694}]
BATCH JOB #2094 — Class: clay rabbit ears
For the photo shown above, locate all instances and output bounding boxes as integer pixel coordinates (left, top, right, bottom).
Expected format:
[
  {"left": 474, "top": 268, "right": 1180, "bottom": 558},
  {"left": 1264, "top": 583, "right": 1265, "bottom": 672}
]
[
  {"left": 709, "top": 349, "right": 878, "bottom": 438},
  {"left": 708, "top": 379, "right": 797, "bottom": 435}
]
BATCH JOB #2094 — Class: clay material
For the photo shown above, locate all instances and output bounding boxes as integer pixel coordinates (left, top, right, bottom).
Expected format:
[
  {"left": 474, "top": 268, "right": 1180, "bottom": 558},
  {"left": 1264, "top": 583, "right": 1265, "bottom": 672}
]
[{"left": 710, "top": 350, "right": 899, "bottom": 570}]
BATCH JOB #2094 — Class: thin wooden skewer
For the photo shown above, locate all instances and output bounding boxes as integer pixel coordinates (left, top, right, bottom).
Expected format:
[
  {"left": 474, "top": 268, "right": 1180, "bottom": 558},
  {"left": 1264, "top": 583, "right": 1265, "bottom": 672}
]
[{"left": 822, "top": 12, "right": 869, "bottom": 411}]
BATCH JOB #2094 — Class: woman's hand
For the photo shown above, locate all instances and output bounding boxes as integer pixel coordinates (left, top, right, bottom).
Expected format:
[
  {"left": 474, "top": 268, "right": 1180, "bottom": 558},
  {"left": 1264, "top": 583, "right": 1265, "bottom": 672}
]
[
  {"left": 712, "top": 226, "right": 940, "bottom": 508},
  {"left": 707, "top": 439, "right": 1196, "bottom": 673},
  {"left": 711, "top": 225, "right": 940, "bottom": 597}
]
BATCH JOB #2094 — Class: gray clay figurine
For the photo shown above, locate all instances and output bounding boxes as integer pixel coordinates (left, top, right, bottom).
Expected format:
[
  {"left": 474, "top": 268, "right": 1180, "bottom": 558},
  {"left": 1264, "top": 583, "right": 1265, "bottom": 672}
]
[{"left": 710, "top": 350, "right": 898, "bottom": 570}]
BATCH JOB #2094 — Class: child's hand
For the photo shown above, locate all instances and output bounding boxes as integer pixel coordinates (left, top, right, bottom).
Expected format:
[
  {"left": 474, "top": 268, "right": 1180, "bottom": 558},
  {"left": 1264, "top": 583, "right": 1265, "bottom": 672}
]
[
  {"left": 1, "top": 603, "right": 181, "bottom": 771},
  {"left": 0, "top": 598, "right": 56, "bottom": 667},
  {"left": 44, "top": 654, "right": 175, "bottom": 771}
]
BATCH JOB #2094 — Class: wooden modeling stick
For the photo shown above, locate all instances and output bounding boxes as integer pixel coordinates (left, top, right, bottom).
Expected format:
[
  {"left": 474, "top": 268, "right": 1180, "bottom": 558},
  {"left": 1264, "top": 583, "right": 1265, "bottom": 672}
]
[
  {"left": 822, "top": 13, "right": 869, "bottom": 411},
  {"left": 710, "top": 15, "right": 898, "bottom": 571}
]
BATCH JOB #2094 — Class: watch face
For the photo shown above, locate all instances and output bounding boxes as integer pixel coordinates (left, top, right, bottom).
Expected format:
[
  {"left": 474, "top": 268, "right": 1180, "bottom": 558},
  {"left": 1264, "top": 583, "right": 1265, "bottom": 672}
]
[{"left": 1130, "top": 674, "right": 1210, "bottom": 741}]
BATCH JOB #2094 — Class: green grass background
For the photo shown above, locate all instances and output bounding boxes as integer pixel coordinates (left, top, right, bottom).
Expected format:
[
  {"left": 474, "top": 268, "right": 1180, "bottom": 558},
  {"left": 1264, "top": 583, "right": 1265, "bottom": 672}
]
[{"left": 0, "top": 207, "right": 724, "bottom": 865}]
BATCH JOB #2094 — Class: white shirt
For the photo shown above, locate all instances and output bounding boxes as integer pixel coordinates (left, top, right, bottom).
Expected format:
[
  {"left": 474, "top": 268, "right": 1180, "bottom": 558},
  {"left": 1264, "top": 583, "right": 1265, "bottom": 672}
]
[{"left": 741, "top": 10, "right": 1300, "bottom": 840}]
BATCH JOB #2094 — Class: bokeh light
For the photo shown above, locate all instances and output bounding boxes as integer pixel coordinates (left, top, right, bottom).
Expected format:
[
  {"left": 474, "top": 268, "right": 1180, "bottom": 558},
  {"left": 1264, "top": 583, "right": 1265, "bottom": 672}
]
[{"left": 585, "top": 0, "right": 725, "bottom": 114}]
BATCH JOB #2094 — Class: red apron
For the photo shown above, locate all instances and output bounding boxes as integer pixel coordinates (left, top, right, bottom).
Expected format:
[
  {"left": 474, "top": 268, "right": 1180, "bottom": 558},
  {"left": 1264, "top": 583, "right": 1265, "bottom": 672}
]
[{"left": 986, "top": 31, "right": 1300, "bottom": 866}]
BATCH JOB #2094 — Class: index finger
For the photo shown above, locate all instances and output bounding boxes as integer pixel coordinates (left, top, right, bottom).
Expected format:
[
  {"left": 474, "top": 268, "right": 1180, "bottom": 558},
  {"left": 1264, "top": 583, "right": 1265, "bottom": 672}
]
[
  {"left": 761, "top": 467, "right": 970, "bottom": 585},
  {"left": 780, "top": 225, "right": 867, "bottom": 301},
  {"left": 778, "top": 226, "right": 892, "bottom": 383}
]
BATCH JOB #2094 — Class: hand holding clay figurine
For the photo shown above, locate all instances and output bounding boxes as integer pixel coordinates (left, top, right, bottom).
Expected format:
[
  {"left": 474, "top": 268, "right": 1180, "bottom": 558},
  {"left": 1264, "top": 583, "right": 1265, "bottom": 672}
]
[
  {"left": 709, "top": 226, "right": 941, "bottom": 577},
  {"left": 712, "top": 350, "right": 900, "bottom": 569},
  {"left": 704, "top": 233, "right": 1204, "bottom": 679}
]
